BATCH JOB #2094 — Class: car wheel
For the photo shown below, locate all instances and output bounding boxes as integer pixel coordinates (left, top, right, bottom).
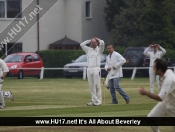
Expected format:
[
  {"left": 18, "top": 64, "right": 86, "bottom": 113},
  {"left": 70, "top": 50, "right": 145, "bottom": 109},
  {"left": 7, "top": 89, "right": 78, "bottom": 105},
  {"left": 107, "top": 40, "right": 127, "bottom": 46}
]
[
  {"left": 17, "top": 70, "right": 23, "bottom": 79},
  {"left": 129, "top": 54, "right": 141, "bottom": 67}
]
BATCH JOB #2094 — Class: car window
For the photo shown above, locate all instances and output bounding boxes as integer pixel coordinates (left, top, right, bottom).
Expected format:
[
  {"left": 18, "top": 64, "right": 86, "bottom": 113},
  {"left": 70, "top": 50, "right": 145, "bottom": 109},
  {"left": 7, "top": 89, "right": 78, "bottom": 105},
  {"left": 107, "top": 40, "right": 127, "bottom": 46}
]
[
  {"left": 4, "top": 55, "right": 23, "bottom": 62},
  {"left": 24, "top": 55, "right": 32, "bottom": 62},
  {"left": 74, "top": 54, "right": 107, "bottom": 63},
  {"left": 32, "top": 55, "right": 40, "bottom": 61},
  {"left": 75, "top": 55, "right": 87, "bottom": 62},
  {"left": 101, "top": 54, "right": 106, "bottom": 62}
]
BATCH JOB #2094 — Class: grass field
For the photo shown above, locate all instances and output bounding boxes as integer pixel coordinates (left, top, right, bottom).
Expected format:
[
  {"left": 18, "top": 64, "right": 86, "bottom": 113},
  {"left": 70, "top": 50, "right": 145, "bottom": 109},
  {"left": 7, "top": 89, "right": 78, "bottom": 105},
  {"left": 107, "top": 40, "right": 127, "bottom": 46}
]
[{"left": 0, "top": 77, "right": 174, "bottom": 132}]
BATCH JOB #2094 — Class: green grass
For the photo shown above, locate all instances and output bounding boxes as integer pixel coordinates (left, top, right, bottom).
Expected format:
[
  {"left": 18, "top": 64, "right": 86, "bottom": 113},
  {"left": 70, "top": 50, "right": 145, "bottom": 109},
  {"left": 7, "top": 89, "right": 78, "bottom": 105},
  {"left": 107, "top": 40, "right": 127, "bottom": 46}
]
[{"left": 0, "top": 77, "right": 173, "bottom": 132}]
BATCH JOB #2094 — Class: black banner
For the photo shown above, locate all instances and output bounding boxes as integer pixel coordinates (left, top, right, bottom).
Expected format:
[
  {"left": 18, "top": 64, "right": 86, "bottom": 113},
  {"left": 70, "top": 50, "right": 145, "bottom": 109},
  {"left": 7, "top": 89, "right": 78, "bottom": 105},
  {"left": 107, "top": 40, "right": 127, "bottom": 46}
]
[{"left": 0, "top": 117, "right": 175, "bottom": 126}]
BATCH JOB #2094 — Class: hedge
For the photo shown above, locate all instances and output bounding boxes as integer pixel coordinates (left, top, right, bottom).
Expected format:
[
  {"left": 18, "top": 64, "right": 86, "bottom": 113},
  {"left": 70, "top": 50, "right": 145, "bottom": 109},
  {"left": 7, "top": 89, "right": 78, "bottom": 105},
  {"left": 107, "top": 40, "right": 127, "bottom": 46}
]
[
  {"left": 36, "top": 50, "right": 85, "bottom": 78},
  {"left": 36, "top": 47, "right": 175, "bottom": 78}
]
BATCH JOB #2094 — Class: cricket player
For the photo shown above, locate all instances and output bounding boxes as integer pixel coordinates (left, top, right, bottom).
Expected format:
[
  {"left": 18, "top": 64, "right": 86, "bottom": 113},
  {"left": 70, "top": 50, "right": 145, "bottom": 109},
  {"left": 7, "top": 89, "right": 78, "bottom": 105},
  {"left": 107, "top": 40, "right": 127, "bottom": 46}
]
[
  {"left": 105, "top": 45, "right": 130, "bottom": 104},
  {"left": 80, "top": 37, "right": 105, "bottom": 106},
  {"left": 139, "top": 59, "right": 175, "bottom": 132},
  {"left": 143, "top": 44, "right": 166, "bottom": 93},
  {"left": 0, "top": 59, "right": 14, "bottom": 109}
]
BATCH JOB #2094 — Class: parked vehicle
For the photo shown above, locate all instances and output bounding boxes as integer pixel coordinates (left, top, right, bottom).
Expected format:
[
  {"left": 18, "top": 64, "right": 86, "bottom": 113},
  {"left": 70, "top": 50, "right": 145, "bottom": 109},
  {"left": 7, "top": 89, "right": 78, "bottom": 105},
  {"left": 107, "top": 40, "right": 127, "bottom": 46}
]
[
  {"left": 63, "top": 54, "right": 108, "bottom": 78},
  {"left": 122, "top": 47, "right": 150, "bottom": 77},
  {"left": 4, "top": 52, "right": 44, "bottom": 79},
  {"left": 122, "top": 47, "right": 174, "bottom": 77}
]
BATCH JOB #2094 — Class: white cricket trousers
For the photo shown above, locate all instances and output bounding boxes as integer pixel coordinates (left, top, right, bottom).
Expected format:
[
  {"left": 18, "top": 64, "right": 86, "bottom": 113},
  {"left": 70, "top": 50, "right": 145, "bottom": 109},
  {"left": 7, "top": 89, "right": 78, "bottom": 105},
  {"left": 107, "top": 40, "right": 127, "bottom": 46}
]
[
  {"left": 149, "top": 67, "right": 160, "bottom": 93},
  {"left": 148, "top": 102, "right": 175, "bottom": 132},
  {"left": 87, "top": 67, "right": 102, "bottom": 105},
  {"left": 0, "top": 84, "right": 5, "bottom": 107}
]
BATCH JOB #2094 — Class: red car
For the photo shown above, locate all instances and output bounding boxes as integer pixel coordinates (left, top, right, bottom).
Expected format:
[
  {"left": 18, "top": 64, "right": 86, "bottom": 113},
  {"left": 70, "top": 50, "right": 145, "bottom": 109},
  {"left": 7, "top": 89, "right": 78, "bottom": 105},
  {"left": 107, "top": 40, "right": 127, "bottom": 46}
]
[{"left": 4, "top": 52, "right": 44, "bottom": 79}]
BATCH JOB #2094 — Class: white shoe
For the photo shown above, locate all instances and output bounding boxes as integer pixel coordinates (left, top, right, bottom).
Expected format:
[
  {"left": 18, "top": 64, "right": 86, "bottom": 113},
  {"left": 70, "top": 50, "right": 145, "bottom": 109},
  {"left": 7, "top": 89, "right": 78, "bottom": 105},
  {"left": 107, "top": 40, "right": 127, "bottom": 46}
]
[
  {"left": 94, "top": 103, "right": 101, "bottom": 106},
  {"left": 10, "top": 91, "right": 14, "bottom": 101},
  {"left": 0, "top": 106, "right": 3, "bottom": 109},
  {"left": 87, "top": 102, "right": 94, "bottom": 106},
  {"left": 0, "top": 103, "right": 4, "bottom": 109}
]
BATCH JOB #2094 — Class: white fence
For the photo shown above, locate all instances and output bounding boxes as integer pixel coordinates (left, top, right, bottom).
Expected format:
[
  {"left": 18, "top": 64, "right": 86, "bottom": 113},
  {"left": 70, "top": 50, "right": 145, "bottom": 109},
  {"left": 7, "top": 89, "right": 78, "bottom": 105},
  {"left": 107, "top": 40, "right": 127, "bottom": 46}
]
[{"left": 9, "top": 66, "right": 175, "bottom": 80}]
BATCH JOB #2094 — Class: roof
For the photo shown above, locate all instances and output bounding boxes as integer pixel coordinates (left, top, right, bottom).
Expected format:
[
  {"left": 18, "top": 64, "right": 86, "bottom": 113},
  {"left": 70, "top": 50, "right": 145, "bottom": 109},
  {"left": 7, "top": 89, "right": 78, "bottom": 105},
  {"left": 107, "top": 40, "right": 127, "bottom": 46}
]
[{"left": 50, "top": 36, "right": 79, "bottom": 46}]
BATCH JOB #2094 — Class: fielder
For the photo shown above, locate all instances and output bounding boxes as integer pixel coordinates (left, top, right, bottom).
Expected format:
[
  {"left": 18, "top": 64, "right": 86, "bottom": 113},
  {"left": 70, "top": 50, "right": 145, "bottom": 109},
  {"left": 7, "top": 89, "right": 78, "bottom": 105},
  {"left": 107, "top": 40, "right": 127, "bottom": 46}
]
[
  {"left": 105, "top": 45, "right": 130, "bottom": 104},
  {"left": 80, "top": 37, "right": 105, "bottom": 106},
  {"left": 139, "top": 59, "right": 175, "bottom": 132},
  {"left": 0, "top": 59, "right": 14, "bottom": 109},
  {"left": 143, "top": 44, "right": 166, "bottom": 93}
]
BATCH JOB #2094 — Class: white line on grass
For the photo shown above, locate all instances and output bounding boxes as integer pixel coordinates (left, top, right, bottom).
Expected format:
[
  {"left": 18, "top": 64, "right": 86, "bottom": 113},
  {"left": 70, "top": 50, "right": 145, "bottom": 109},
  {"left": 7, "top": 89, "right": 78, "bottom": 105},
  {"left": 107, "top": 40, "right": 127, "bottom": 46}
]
[{"left": 0, "top": 105, "right": 77, "bottom": 111}]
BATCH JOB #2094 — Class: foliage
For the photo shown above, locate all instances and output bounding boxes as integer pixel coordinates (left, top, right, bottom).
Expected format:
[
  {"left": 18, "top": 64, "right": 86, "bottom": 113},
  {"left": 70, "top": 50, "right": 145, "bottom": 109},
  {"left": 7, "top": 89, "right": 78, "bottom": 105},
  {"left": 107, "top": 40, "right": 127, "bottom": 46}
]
[
  {"left": 164, "top": 49, "right": 175, "bottom": 65},
  {"left": 104, "top": 0, "right": 175, "bottom": 49},
  {"left": 36, "top": 50, "right": 84, "bottom": 78},
  {"left": 110, "top": 0, "right": 147, "bottom": 47},
  {"left": 104, "top": 0, "right": 126, "bottom": 32},
  {"left": 36, "top": 47, "right": 175, "bottom": 78},
  {"left": 141, "top": 0, "right": 175, "bottom": 49},
  {"left": 36, "top": 46, "right": 126, "bottom": 78}
]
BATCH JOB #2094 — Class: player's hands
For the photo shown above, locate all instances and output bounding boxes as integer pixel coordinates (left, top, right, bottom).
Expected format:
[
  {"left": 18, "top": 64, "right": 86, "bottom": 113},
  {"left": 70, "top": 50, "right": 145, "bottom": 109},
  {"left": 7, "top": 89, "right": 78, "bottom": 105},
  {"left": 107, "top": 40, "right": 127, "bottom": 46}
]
[
  {"left": 107, "top": 67, "right": 111, "bottom": 71},
  {"left": 149, "top": 44, "right": 154, "bottom": 48},
  {"left": 113, "top": 66, "right": 119, "bottom": 70},
  {"left": 95, "top": 37, "right": 100, "bottom": 41},
  {"left": 0, "top": 78, "right": 4, "bottom": 84},
  {"left": 150, "top": 44, "right": 159, "bottom": 48},
  {"left": 157, "top": 44, "right": 160, "bottom": 48},
  {"left": 91, "top": 37, "right": 100, "bottom": 42},
  {"left": 139, "top": 87, "right": 148, "bottom": 95}
]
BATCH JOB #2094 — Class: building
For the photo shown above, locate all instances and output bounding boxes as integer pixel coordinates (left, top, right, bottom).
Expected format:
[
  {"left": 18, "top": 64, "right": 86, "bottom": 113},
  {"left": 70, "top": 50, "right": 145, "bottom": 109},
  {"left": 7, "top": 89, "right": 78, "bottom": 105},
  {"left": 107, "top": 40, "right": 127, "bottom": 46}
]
[
  {"left": 49, "top": 36, "right": 80, "bottom": 50},
  {"left": 0, "top": 0, "right": 109, "bottom": 54}
]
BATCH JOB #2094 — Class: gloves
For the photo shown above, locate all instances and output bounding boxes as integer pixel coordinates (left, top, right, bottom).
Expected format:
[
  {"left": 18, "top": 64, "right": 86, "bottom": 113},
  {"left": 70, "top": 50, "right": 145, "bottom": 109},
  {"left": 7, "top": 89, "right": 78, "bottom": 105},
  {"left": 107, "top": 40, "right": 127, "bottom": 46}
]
[{"left": 0, "top": 78, "right": 4, "bottom": 84}]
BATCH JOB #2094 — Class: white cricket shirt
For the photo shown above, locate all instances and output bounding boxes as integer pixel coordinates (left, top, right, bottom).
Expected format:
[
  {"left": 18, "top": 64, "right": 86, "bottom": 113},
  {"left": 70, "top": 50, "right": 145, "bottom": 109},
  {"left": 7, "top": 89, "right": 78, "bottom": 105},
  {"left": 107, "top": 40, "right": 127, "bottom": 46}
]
[{"left": 80, "top": 40, "right": 105, "bottom": 68}]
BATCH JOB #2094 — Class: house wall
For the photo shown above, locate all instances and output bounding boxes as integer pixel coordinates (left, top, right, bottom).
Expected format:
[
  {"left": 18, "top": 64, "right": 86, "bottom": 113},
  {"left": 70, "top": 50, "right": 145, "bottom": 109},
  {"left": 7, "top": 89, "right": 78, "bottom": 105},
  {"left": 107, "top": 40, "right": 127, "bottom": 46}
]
[
  {"left": 0, "top": 0, "right": 37, "bottom": 53},
  {"left": 0, "top": 0, "right": 109, "bottom": 53},
  {"left": 19, "top": 0, "right": 37, "bottom": 52},
  {"left": 65, "top": 0, "right": 82, "bottom": 43},
  {"left": 81, "top": 0, "right": 109, "bottom": 44},
  {"left": 39, "top": 0, "right": 65, "bottom": 50}
]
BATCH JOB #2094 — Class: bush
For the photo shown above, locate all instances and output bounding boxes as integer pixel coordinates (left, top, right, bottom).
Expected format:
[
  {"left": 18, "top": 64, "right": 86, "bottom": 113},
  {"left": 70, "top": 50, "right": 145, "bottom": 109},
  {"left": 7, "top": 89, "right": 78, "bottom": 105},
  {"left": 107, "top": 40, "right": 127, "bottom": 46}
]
[
  {"left": 36, "top": 47, "right": 130, "bottom": 78},
  {"left": 36, "top": 50, "right": 84, "bottom": 78},
  {"left": 36, "top": 47, "right": 175, "bottom": 78}
]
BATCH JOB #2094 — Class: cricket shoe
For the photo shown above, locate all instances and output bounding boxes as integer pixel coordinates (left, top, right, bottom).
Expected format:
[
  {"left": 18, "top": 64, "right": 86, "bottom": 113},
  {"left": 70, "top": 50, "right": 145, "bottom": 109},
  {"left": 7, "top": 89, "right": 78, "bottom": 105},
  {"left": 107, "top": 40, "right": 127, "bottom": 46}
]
[
  {"left": 9, "top": 91, "right": 14, "bottom": 101},
  {"left": 2, "top": 91, "right": 14, "bottom": 101},
  {"left": 87, "top": 101, "right": 94, "bottom": 106},
  {"left": 0, "top": 103, "right": 4, "bottom": 109},
  {"left": 94, "top": 103, "right": 101, "bottom": 106},
  {"left": 7, "top": 91, "right": 14, "bottom": 101},
  {"left": 126, "top": 99, "right": 130, "bottom": 104}
]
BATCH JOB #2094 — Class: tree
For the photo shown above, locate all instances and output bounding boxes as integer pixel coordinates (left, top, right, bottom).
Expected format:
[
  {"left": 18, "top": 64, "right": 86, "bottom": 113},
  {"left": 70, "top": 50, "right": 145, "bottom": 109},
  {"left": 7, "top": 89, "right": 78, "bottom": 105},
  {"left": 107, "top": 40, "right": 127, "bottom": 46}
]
[
  {"left": 104, "top": 0, "right": 175, "bottom": 49},
  {"left": 141, "top": 0, "right": 175, "bottom": 49},
  {"left": 109, "top": 0, "right": 147, "bottom": 47},
  {"left": 104, "top": 0, "right": 126, "bottom": 32}
]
